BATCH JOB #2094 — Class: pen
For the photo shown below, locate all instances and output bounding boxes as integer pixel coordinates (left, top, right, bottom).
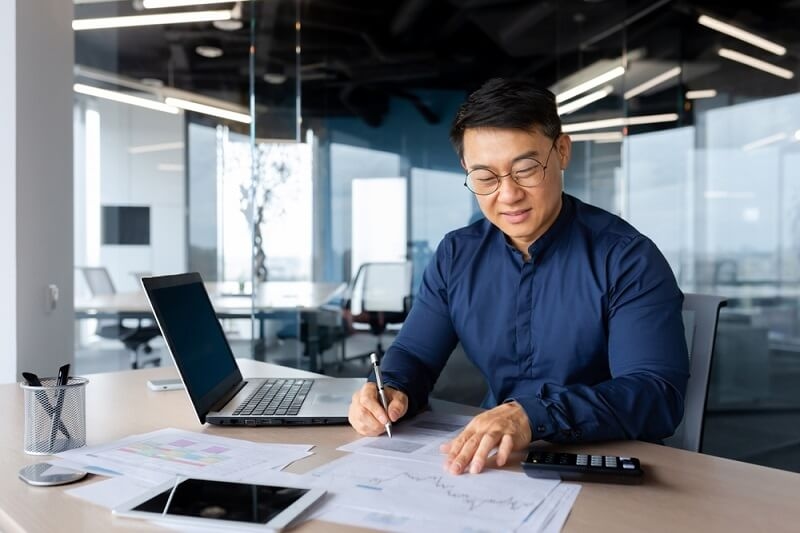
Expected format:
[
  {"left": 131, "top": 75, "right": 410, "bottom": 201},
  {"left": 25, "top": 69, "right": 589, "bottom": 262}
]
[
  {"left": 49, "top": 363, "right": 70, "bottom": 452},
  {"left": 369, "top": 352, "right": 393, "bottom": 438},
  {"left": 22, "top": 372, "right": 71, "bottom": 440}
]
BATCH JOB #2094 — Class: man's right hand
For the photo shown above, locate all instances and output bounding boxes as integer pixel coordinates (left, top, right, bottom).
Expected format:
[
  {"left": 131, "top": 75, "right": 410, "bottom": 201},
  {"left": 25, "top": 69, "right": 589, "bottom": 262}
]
[{"left": 348, "top": 382, "right": 408, "bottom": 436}]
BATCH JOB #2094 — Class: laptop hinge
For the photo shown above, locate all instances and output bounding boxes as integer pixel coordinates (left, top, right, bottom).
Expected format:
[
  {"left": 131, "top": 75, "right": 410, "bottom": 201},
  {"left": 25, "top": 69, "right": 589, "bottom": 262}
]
[{"left": 210, "top": 380, "right": 248, "bottom": 412}]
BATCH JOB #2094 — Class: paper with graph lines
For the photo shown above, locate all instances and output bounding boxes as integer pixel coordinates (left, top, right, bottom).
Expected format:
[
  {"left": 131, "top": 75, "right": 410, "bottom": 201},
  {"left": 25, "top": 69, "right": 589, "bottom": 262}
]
[{"left": 306, "top": 452, "right": 565, "bottom": 533}]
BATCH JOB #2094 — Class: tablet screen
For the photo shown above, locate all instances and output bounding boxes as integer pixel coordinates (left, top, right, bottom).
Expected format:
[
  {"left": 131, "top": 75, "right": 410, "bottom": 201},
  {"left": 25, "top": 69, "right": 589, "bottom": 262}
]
[{"left": 132, "top": 478, "right": 310, "bottom": 525}]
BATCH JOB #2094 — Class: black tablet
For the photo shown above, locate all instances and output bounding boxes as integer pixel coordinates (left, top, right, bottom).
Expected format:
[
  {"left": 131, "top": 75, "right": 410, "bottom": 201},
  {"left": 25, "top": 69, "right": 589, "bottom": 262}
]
[{"left": 113, "top": 477, "right": 325, "bottom": 531}]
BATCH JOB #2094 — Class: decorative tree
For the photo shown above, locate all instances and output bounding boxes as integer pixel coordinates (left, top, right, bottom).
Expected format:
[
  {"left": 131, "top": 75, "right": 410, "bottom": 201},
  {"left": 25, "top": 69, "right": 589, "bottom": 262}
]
[{"left": 239, "top": 143, "right": 296, "bottom": 282}]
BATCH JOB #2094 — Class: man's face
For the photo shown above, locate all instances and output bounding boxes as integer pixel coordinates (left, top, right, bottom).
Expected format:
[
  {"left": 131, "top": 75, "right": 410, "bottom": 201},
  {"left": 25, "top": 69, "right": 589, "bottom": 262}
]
[{"left": 462, "top": 127, "right": 571, "bottom": 255}]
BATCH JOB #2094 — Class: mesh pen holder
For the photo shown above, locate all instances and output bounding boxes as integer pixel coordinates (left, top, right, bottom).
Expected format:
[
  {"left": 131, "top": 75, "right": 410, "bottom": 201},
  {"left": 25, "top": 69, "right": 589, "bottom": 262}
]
[{"left": 21, "top": 377, "right": 88, "bottom": 455}]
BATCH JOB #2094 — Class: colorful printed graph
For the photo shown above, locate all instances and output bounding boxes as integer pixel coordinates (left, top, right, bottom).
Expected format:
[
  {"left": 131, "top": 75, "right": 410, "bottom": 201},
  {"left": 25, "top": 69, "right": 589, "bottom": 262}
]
[{"left": 117, "top": 439, "right": 230, "bottom": 467}]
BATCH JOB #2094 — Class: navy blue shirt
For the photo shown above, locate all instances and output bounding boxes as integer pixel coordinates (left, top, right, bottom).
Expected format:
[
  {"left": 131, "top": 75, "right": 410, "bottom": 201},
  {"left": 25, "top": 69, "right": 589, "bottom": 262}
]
[{"left": 381, "top": 193, "right": 689, "bottom": 443}]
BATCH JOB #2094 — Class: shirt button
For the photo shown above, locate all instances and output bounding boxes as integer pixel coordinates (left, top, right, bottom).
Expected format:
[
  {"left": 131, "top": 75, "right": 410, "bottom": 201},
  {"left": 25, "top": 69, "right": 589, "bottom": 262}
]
[{"left": 536, "top": 425, "right": 546, "bottom": 433}]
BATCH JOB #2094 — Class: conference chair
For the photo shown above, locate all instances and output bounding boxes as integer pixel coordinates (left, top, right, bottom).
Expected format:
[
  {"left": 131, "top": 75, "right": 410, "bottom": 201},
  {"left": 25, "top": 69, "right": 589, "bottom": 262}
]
[
  {"left": 341, "top": 261, "right": 413, "bottom": 361},
  {"left": 665, "top": 293, "right": 728, "bottom": 453},
  {"left": 77, "top": 266, "right": 162, "bottom": 369}
]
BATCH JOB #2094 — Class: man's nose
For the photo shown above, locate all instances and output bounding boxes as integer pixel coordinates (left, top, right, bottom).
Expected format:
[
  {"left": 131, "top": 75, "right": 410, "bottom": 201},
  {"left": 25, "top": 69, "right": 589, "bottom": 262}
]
[{"left": 496, "top": 174, "right": 524, "bottom": 202}]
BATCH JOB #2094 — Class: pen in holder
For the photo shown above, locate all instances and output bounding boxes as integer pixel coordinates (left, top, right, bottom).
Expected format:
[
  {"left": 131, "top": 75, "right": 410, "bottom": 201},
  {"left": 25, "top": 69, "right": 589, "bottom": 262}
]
[{"left": 21, "top": 377, "right": 88, "bottom": 455}]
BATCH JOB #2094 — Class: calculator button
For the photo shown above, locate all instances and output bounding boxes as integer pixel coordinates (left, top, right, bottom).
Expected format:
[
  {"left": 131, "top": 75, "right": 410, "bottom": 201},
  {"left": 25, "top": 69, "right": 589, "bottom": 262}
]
[
  {"left": 623, "top": 463, "right": 636, "bottom": 470},
  {"left": 620, "top": 457, "right": 631, "bottom": 461},
  {"left": 605, "top": 457, "right": 617, "bottom": 468}
]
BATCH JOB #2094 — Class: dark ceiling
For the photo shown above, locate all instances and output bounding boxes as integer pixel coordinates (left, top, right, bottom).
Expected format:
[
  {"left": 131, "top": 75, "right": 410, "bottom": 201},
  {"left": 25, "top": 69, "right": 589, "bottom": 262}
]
[{"left": 74, "top": 0, "right": 800, "bottom": 131}]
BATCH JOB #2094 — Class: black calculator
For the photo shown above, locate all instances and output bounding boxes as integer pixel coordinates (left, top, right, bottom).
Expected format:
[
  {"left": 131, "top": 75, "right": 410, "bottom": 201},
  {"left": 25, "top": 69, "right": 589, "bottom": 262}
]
[{"left": 521, "top": 450, "right": 644, "bottom": 484}]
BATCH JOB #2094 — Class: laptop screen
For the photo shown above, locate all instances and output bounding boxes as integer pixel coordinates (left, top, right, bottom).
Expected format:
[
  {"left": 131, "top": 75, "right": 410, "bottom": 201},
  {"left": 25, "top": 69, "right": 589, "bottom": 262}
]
[{"left": 142, "top": 273, "right": 243, "bottom": 423}]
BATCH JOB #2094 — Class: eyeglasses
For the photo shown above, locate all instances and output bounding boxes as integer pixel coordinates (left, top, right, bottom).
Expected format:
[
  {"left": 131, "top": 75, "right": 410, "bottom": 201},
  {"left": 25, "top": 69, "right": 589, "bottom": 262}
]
[{"left": 464, "top": 137, "right": 558, "bottom": 196}]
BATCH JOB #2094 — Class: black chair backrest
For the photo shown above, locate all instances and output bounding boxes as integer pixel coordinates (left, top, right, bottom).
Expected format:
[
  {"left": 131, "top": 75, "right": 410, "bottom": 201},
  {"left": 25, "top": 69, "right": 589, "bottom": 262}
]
[{"left": 665, "top": 293, "right": 727, "bottom": 452}]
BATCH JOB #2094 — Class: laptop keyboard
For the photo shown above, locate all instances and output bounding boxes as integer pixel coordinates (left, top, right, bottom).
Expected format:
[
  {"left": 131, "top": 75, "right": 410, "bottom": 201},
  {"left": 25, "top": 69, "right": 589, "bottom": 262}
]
[{"left": 233, "top": 379, "right": 313, "bottom": 417}]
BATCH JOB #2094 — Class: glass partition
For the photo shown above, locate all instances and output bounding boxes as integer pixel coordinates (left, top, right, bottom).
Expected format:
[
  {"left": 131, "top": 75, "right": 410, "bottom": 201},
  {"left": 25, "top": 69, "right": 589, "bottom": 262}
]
[{"left": 72, "top": 1, "right": 800, "bottom": 472}]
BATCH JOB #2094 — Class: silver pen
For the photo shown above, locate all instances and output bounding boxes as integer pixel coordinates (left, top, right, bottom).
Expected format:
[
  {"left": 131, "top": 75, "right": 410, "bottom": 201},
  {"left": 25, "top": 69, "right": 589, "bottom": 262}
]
[{"left": 370, "top": 352, "right": 393, "bottom": 438}]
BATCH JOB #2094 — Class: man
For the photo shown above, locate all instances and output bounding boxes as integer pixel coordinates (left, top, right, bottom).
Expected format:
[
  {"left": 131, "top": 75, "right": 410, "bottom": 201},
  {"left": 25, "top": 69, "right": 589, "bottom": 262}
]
[{"left": 348, "top": 78, "right": 689, "bottom": 476}]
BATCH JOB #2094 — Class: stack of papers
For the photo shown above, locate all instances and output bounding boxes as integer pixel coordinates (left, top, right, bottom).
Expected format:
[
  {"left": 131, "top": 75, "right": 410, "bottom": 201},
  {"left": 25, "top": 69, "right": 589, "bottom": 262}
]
[
  {"left": 307, "top": 412, "right": 580, "bottom": 532},
  {"left": 54, "top": 428, "right": 314, "bottom": 509},
  {"left": 56, "top": 417, "right": 581, "bottom": 532},
  {"left": 305, "top": 454, "right": 579, "bottom": 533}
]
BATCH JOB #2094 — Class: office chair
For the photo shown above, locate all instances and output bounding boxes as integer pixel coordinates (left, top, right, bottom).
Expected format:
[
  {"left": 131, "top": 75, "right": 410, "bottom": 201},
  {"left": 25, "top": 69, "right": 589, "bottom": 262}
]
[
  {"left": 77, "top": 266, "right": 162, "bottom": 369},
  {"left": 341, "top": 261, "right": 413, "bottom": 362},
  {"left": 665, "top": 293, "right": 728, "bottom": 453}
]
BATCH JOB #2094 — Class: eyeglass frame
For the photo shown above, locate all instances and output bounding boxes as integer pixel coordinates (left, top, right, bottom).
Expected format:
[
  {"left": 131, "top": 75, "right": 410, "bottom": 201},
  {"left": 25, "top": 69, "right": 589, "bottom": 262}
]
[{"left": 462, "top": 134, "right": 561, "bottom": 196}]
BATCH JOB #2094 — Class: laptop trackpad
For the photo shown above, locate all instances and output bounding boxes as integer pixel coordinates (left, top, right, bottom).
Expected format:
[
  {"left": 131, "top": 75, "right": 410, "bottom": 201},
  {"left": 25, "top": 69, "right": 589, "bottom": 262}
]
[{"left": 305, "top": 379, "right": 359, "bottom": 416}]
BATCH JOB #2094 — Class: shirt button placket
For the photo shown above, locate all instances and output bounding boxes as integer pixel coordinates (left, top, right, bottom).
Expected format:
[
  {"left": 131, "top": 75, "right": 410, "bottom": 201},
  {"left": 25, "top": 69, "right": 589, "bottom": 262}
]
[{"left": 516, "top": 261, "right": 534, "bottom": 364}]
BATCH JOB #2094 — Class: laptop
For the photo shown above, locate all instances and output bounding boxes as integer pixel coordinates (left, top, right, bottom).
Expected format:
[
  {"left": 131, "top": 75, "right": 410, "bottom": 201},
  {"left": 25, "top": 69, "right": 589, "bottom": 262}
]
[{"left": 141, "top": 272, "right": 364, "bottom": 426}]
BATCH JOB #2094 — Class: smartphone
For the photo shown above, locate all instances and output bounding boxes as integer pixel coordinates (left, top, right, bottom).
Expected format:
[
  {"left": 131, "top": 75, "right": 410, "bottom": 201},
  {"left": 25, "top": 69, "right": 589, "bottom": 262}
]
[{"left": 147, "top": 378, "right": 184, "bottom": 391}]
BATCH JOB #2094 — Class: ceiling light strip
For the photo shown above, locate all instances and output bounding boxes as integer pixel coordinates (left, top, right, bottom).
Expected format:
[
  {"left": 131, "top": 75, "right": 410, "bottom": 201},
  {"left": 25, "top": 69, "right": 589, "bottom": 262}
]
[
  {"left": 72, "top": 10, "right": 232, "bottom": 31},
  {"left": 623, "top": 66, "right": 681, "bottom": 100},
  {"left": 568, "top": 131, "right": 624, "bottom": 143},
  {"left": 73, "top": 84, "right": 180, "bottom": 114},
  {"left": 558, "top": 86, "right": 613, "bottom": 116},
  {"left": 563, "top": 113, "right": 679, "bottom": 133},
  {"left": 685, "top": 89, "right": 717, "bottom": 99},
  {"left": 555, "top": 66, "right": 625, "bottom": 104},
  {"left": 164, "top": 97, "right": 251, "bottom": 123},
  {"left": 698, "top": 15, "right": 786, "bottom": 56},
  {"left": 143, "top": 0, "right": 251, "bottom": 7},
  {"left": 718, "top": 48, "right": 794, "bottom": 80}
]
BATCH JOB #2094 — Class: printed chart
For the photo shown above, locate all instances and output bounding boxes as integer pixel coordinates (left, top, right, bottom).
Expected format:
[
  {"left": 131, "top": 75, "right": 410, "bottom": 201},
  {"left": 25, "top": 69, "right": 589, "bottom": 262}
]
[{"left": 310, "top": 454, "right": 559, "bottom": 532}]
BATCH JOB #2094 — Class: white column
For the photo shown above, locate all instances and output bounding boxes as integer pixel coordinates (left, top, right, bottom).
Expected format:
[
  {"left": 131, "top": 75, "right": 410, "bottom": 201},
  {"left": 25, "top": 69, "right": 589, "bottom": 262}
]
[{"left": 0, "top": 0, "right": 74, "bottom": 383}]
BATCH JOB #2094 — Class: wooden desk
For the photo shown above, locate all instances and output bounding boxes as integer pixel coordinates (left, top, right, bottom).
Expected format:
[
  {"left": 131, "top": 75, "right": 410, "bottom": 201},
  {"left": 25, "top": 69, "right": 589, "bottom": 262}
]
[
  {"left": 75, "top": 281, "right": 346, "bottom": 371},
  {"left": 1, "top": 361, "right": 799, "bottom": 532}
]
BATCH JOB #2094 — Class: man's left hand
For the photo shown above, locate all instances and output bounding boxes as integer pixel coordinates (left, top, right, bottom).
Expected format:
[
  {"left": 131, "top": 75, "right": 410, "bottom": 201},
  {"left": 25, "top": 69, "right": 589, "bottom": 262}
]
[{"left": 440, "top": 401, "right": 532, "bottom": 475}]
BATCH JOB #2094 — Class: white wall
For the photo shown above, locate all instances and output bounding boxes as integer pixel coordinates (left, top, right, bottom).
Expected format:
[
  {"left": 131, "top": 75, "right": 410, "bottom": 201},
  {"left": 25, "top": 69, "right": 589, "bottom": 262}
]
[
  {"left": 0, "top": 0, "right": 74, "bottom": 383},
  {"left": 74, "top": 98, "right": 186, "bottom": 294}
]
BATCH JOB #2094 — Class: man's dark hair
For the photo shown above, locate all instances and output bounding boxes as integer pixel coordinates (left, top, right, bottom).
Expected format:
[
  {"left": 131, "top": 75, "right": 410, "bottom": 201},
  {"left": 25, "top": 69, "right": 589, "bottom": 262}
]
[{"left": 449, "top": 78, "right": 562, "bottom": 158}]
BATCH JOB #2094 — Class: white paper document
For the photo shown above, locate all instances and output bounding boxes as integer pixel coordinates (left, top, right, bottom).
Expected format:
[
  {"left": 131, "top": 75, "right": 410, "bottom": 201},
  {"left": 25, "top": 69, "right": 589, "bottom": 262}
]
[
  {"left": 519, "top": 483, "right": 581, "bottom": 533},
  {"left": 338, "top": 411, "right": 475, "bottom": 463},
  {"left": 56, "top": 428, "right": 313, "bottom": 483},
  {"left": 306, "top": 453, "right": 561, "bottom": 533},
  {"left": 66, "top": 474, "right": 169, "bottom": 510}
]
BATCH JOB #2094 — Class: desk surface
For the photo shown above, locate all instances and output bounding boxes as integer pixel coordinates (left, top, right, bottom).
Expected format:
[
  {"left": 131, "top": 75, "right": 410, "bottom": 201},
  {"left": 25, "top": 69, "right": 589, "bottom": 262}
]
[
  {"left": 2, "top": 360, "right": 799, "bottom": 532},
  {"left": 75, "top": 281, "right": 346, "bottom": 314}
]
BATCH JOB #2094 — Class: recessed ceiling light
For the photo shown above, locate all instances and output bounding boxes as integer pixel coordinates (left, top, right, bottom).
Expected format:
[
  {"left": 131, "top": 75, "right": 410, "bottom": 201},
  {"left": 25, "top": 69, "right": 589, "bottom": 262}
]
[
  {"left": 213, "top": 19, "right": 243, "bottom": 31},
  {"left": 263, "top": 72, "right": 287, "bottom": 85},
  {"left": 195, "top": 45, "right": 223, "bottom": 58}
]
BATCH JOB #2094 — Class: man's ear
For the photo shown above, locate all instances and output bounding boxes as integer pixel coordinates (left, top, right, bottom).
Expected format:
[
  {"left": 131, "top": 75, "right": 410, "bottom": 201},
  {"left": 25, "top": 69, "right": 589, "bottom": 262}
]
[{"left": 557, "top": 134, "right": 572, "bottom": 170}]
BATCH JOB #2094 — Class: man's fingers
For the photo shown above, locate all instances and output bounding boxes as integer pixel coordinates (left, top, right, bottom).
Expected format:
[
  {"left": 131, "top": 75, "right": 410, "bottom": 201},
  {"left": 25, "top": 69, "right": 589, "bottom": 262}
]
[
  {"left": 358, "top": 384, "right": 390, "bottom": 425},
  {"left": 495, "top": 433, "right": 515, "bottom": 467},
  {"left": 386, "top": 388, "right": 408, "bottom": 421},
  {"left": 470, "top": 433, "right": 501, "bottom": 474},
  {"left": 449, "top": 433, "right": 481, "bottom": 475}
]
